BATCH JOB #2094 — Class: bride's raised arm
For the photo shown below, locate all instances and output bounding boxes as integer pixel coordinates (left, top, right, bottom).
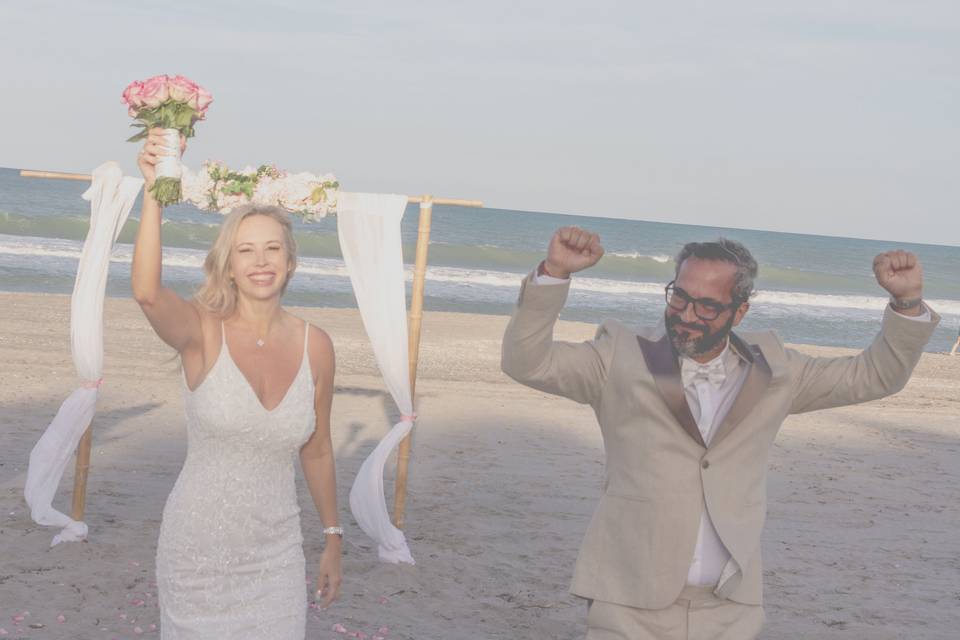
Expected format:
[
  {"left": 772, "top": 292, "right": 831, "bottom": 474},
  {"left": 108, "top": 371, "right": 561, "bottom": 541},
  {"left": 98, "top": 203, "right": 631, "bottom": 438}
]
[{"left": 131, "top": 127, "right": 203, "bottom": 353}]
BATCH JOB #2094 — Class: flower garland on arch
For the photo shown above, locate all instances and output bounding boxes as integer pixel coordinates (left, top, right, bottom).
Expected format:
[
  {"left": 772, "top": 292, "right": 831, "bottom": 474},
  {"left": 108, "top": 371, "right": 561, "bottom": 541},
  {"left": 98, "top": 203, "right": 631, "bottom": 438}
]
[{"left": 180, "top": 161, "right": 340, "bottom": 221}]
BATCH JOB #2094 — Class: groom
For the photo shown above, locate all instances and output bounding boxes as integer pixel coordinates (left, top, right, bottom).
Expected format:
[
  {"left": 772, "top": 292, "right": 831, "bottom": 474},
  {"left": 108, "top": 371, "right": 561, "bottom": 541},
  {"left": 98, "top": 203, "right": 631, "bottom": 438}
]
[{"left": 501, "top": 228, "right": 939, "bottom": 639}]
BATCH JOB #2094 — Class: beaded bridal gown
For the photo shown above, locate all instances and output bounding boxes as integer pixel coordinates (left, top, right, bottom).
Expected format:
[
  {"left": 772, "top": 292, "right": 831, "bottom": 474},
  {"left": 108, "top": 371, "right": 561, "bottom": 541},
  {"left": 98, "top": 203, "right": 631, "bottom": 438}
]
[{"left": 156, "top": 323, "right": 315, "bottom": 639}]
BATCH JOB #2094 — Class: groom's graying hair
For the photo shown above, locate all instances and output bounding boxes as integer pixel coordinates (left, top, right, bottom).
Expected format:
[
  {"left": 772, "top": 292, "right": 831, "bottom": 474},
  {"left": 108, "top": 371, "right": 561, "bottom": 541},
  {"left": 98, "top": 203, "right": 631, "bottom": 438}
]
[{"left": 674, "top": 238, "right": 758, "bottom": 303}]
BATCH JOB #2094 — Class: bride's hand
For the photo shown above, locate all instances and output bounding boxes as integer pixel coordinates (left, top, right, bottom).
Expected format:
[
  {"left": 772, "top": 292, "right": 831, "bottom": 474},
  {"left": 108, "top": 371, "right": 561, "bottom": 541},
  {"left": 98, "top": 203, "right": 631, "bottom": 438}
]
[
  {"left": 315, "top": 543, "right": 342, "bottom": 608},
  {"left": 137, "top": 127, "right": 187, "bottom": 189}
]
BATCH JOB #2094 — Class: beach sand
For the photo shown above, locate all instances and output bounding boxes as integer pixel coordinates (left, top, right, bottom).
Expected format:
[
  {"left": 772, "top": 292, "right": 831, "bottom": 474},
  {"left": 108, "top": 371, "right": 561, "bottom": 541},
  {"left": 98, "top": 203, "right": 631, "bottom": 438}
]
[{"left": 1, "top": 291, "right": 957, "bottom": 639}]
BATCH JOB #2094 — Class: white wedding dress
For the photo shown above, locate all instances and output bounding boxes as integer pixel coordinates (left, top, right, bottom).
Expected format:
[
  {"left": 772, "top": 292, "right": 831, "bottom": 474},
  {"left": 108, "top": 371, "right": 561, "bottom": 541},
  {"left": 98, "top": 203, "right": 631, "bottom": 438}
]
[{"left": 156, "top": 323, "right": 315, "bottom": 639}]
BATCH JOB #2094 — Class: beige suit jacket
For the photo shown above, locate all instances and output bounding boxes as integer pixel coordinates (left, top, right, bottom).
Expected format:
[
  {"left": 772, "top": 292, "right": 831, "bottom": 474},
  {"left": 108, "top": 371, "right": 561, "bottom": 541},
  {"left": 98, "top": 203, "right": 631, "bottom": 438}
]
[{"left": 501, "top": 274, "right": 939, "bottom": 610}]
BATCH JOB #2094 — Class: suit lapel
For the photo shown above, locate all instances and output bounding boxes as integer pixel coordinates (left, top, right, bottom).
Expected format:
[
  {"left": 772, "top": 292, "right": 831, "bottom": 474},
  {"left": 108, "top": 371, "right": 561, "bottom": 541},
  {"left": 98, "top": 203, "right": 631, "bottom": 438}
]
[
  {"left": 709, "top": 333, "right": 773, "bottom": 447},
  {"left": 636, "top": 335, "right": 705, "bottom": 448}
]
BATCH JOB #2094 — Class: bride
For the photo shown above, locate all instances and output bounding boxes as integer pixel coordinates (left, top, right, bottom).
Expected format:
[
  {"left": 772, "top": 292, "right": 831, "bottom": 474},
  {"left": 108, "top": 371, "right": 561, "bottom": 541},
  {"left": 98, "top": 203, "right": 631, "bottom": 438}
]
[{"left": 131, "top": 128, "right": 341, "bottom": 638}]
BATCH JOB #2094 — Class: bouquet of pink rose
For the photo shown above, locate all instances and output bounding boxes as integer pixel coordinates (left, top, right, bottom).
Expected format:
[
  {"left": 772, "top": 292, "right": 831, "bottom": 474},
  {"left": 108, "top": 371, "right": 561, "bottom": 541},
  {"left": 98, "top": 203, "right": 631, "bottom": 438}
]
[{"left": 122, "top": 74, "right": 213, "bottom": 205}]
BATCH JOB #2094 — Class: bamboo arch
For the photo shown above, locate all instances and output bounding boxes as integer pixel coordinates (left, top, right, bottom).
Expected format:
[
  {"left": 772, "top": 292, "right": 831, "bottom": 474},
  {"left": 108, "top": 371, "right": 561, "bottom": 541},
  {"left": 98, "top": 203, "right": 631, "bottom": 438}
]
[{"left": 21, "top": 168, "right": 482, "bottom": 532}]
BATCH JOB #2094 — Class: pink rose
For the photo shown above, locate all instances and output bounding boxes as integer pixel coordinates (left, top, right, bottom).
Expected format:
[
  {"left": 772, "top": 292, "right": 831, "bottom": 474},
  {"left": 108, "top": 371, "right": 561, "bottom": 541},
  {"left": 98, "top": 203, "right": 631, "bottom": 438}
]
[
  {"left": 189, "top": 86, "right": 214, "bottom": 118},
  {"left": 140, "top": 74, "right": 170, "bottom": 109},
  {"left": 122, "top": 80, "right": 145, "bottom": 110},
  {"left": 168, "top": 75, "right": 199, "bottom": 103}
]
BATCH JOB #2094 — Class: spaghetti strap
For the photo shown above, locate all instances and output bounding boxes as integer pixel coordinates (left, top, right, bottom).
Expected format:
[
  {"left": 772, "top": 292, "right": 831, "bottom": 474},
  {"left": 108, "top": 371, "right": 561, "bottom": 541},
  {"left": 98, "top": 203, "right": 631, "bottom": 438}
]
[
  {"left": 220, "top": 320, "right": 227, "bottom": 346},
  {"left": 302, "top": 321, "right": 309, "bottom": 356}
]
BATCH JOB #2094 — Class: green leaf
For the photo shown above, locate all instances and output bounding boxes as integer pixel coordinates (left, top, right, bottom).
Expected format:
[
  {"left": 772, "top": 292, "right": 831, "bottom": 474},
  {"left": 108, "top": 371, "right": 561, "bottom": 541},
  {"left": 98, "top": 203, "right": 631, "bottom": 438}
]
[
  {"left": 310, "top": 186, "right": 326, "bottom": 204},
  {"left": 126, "top": 122, "right": 149, "bottom": 142},
  {"left": 175, "top": 110, "right": 193, "bottom": 129}
]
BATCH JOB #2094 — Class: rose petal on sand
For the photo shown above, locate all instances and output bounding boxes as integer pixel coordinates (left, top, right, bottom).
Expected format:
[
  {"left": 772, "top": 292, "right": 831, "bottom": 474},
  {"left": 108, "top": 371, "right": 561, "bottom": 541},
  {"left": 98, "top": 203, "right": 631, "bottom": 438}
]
[
  {"left": 131, "top": 599, "right": 145, "bottom": 606},
  {"left": 331, "top": 623, "right": 348, "bottom": 633},
  {"left": 377, "top": 596, "right": 389, "bottom": 605},
  {"left": 378, "top": 627, "right": 389, "bottom": 634},
  {"left": 57, "top": 614, "right": 66, "bottom": 623},
  {"left": 0, "top": 629, "right": 7, "bottom": 636},
  {"left": 150, "top": 624, "right": 157, "bottom": 631},
  {"left": 119, "top": 613, "right": 128, "bottom": 620},
  {"left": 11, "top": 616, "right": 23, "bottom": 623},
  {"left": 134, "top": 625, "right": 144, "bottom": 634}
]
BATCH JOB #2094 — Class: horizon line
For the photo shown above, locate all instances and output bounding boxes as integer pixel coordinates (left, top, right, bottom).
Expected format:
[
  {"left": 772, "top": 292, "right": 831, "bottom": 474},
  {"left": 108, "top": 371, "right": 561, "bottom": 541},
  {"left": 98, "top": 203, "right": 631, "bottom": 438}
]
[{"left": 3, "top": 165, "right": 957, "bottom": 250}]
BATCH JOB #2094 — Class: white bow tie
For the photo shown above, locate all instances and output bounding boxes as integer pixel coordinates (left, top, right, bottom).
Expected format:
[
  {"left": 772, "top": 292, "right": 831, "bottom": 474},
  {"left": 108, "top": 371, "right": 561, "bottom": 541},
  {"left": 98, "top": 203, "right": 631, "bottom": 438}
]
[{"left": 681, "top": 357, "right": 726, "bottom": 390}]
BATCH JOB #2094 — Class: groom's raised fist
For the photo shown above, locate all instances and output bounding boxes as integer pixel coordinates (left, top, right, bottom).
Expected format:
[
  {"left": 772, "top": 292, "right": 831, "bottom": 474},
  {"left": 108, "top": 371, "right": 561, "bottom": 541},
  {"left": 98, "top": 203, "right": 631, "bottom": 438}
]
[
  {"left": 873, "top": 250, "right": 923, "bottom": 302},
  {"left": 544, "top": 226, "right": 605, "bottom": 279}
]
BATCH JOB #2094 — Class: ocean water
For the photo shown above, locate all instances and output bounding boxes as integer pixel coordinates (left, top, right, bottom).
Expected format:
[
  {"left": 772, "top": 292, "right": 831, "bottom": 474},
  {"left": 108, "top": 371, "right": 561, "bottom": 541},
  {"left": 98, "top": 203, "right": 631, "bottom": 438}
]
[{"left": 1, "top": 167, "right": 958, "bottom": 352}]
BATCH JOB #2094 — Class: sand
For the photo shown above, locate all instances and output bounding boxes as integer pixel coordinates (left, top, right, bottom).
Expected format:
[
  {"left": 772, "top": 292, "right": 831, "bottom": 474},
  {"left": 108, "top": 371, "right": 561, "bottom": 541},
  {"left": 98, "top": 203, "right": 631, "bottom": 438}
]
[{"left": 1, "top": 291, "right": 958, "bottom": 639}]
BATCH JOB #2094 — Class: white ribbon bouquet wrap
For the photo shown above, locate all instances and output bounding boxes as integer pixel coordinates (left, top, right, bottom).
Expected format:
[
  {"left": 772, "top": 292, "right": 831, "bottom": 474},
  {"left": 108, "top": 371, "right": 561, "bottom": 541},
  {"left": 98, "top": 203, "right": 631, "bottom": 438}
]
[{"left": 155, "top": 128, "right": 183, "bottom": 181}]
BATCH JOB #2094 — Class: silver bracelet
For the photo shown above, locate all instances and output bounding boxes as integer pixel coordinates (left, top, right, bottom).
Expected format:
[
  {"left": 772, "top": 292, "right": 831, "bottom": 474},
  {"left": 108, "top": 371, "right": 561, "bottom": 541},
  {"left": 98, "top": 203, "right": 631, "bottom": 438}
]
[{"left": 323, "top": 526, "right": 344, "bottom": 538}]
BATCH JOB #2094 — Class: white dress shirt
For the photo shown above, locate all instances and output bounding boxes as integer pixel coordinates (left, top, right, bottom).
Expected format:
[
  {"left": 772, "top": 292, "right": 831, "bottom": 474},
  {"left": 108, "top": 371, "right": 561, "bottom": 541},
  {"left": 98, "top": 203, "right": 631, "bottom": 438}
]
[
  {"left": 531, "top": 266, "right": 932, "bottom": 587},
  {"left": 679, "top": 342, "right": 747, "bottom": 586}
]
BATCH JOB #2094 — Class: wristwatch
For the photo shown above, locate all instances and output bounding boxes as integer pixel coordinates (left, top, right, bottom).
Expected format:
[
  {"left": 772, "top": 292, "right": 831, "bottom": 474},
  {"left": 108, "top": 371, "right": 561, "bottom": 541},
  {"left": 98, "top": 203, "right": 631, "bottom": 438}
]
[
  {"left": 323, "top": 526, "right": 344, "bottom": 538},
  {"left": 889, "top": 296, "right": 923, "bottom": 312}
]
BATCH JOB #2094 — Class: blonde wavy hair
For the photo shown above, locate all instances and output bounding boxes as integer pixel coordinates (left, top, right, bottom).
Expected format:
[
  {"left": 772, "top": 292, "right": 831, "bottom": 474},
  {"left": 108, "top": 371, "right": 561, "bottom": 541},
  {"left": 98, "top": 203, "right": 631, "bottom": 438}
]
[{"left": 194, "top": 204, "right": 298, "bottom": 316}]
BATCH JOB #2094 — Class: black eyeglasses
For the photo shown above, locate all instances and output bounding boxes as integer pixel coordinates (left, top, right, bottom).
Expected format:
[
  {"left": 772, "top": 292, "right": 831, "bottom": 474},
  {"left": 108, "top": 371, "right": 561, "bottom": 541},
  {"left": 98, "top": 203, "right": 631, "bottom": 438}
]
[{"left": 664, "top": 281, "right": 741, "bottom": 321}]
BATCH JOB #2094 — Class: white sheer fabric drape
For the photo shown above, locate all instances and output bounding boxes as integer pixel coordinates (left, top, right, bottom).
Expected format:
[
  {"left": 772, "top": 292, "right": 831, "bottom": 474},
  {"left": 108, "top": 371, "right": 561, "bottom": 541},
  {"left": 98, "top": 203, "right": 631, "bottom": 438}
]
[
  {"left": 337, "top": 192, "right": 416, "bottom": 564},
  {"left": 24, "top": 162, "right": 143, "bottom": 546}
]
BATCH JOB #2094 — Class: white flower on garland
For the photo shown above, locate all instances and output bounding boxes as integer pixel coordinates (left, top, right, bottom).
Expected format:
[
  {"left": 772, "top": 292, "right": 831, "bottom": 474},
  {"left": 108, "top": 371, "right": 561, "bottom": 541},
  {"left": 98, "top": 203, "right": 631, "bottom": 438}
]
[
  {"left": 181, "top": 167, "right": 215, "bottom": 208},
  {"left": 180, "top": 161, "right": 339, "bottom": 221}
]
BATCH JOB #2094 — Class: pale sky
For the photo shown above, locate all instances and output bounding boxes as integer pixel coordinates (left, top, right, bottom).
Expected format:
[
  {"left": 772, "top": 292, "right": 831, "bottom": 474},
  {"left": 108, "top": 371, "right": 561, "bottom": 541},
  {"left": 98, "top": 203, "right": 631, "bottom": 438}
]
[{"left": 2, "top": 0, "right": 958, "bottom": 245}]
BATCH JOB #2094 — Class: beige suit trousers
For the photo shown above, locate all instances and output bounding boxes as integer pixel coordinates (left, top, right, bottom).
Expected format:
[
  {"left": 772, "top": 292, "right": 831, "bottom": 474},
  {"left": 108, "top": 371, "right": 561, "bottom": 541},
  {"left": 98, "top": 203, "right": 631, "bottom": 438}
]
[{"left": 586, "top": 587, "right": 764, "bottom": 640}]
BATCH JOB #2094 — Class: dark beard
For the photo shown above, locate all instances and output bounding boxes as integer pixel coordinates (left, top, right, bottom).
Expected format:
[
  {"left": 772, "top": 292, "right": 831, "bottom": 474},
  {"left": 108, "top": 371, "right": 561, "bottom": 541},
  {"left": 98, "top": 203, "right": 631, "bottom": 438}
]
[{"left": 665, "top": 311, "right": 736, "bottom": 359}]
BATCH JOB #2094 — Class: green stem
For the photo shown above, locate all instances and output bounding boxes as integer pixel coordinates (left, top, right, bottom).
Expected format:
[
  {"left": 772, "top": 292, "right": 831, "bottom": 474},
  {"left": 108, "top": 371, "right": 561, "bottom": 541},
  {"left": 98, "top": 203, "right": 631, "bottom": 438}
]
[{"left": 150, "top": 177, "right": 182, "bottom": 206}]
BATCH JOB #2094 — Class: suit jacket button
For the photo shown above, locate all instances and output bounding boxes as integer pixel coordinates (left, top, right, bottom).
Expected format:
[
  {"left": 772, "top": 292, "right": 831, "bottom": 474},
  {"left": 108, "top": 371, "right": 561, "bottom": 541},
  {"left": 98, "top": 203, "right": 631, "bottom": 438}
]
[{"left": 701, "top": 459, "right": 710, "bottom": 469}]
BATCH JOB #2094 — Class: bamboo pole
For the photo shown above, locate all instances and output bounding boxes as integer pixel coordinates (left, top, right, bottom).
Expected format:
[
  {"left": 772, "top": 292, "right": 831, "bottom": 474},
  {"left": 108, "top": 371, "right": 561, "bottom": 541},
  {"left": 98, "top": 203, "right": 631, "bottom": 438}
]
[
  {"left": 408, "top": 196, "right": 482, "bottom": 208},
  {"left": 392, "top": 195, "right": 434, "bottom": 529},
  {"left": 19, "top": 171, "right": 484, "bottom": 210},
  {"left": 71, "top": 422, "right": 93, "bottom": 520},
  {"left": 20, "top": 170, "right": 93, "bottom": 182}
]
